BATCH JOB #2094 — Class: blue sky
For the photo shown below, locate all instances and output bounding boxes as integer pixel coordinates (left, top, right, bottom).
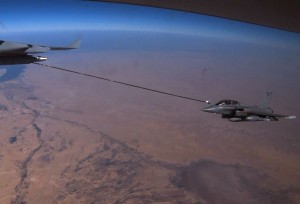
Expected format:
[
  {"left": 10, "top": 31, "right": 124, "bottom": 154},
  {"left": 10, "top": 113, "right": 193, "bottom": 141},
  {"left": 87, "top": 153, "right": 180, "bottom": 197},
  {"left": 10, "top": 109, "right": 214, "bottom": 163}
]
[
  {"left": 1, "top": 0, "right": 212, "bottom": 33},
  {"left": 1, "top": 0, "right": 300, "bottom": 49}
]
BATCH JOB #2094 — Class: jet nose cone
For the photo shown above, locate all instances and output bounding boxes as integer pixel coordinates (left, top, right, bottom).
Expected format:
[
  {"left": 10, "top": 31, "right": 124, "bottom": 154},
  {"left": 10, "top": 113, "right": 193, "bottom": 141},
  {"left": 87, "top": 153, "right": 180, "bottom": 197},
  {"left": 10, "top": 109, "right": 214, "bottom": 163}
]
[{"left": 202, "top": 107, "right": 215, "bottom": 113}]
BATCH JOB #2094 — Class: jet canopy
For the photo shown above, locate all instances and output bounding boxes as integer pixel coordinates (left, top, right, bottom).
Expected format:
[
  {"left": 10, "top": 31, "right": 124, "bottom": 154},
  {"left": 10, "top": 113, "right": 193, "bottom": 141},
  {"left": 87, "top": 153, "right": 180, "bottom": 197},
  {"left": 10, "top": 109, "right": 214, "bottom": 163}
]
[{"left": 215, "top": 100, "right": 240, "bottom": 106}]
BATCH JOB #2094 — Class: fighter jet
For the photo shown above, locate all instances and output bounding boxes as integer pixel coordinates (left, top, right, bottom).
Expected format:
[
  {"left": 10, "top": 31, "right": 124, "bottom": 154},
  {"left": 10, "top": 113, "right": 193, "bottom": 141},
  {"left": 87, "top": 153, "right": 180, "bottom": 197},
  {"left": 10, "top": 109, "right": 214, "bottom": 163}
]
[
  {"left": 202, "top": 92, "right": 296, "bottom": 122},
  {"left": 0, "top": 39, "right": 80, "bottom": 65}
]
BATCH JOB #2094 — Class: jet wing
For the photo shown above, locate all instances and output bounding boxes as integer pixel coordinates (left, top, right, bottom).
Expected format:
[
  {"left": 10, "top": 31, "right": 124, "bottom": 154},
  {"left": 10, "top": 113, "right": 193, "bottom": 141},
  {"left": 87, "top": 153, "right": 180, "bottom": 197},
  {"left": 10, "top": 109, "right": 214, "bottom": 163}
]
[
  {"left": 256, "top": 112, "right": 287, "bottom": 118},
  {"left": 249, "top": 109, "right": 296, "bottom": 119},
  {"left": 0, "top": 39, "right": 80, "bottom": 55}
]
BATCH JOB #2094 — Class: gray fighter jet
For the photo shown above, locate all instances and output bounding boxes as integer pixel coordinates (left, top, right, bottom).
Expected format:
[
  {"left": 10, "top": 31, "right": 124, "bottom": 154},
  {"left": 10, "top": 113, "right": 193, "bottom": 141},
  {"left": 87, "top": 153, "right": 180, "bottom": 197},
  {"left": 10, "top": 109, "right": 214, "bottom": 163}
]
[
  {"left": 202, "top": 92, "right": 296, "bottom": 122},
  {"left": 0, "top": 39, "right": 80, "bottom": 65}
]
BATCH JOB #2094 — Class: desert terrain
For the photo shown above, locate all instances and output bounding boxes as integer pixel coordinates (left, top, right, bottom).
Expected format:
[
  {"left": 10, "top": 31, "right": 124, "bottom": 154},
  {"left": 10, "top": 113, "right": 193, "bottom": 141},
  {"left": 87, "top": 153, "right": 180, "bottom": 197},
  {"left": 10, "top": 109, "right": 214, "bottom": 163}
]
[{"left": 0, "top": 40, "right": 299, "bottom": 203}]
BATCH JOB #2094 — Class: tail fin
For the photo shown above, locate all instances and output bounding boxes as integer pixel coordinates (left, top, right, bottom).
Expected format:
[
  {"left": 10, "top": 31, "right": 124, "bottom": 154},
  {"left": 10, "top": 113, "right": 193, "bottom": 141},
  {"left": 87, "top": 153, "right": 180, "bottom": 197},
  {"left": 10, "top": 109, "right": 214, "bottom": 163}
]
[
  {"left": 66, "top": 39, "right": 81, "bottom": 49},
  {"left": 260, "top": 91, "right": 272, "bottom": 108}
]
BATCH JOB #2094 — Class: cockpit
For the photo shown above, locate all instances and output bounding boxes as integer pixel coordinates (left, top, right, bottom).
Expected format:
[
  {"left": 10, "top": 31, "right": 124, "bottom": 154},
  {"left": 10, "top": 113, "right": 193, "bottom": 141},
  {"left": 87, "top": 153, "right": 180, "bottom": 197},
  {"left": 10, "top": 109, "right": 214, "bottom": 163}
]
[{"left": 215, "top": 100, "right": 240, "bottom": 106}]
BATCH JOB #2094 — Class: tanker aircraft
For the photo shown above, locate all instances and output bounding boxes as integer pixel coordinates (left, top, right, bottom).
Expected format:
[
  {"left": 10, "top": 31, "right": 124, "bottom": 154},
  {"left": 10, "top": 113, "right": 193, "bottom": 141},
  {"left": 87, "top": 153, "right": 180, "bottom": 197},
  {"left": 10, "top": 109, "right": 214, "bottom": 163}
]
[{"left": 0, "top": 39, "right": 80, "bottom": 65}]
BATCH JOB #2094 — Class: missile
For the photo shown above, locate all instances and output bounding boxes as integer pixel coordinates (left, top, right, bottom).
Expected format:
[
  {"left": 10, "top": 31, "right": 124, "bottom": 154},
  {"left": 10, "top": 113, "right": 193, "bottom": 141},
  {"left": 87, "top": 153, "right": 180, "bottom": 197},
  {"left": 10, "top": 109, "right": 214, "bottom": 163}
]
[{"left": 285, "top": 115, "right": 296, "bottom": 120}]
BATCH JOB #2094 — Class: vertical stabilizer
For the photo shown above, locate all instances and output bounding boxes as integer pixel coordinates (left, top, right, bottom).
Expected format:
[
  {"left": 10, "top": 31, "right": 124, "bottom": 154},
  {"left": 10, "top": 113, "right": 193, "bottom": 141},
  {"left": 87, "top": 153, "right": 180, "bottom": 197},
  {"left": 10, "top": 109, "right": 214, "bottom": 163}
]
[{"left": 260, "top": 91, "right": 272, "bottom": 108}]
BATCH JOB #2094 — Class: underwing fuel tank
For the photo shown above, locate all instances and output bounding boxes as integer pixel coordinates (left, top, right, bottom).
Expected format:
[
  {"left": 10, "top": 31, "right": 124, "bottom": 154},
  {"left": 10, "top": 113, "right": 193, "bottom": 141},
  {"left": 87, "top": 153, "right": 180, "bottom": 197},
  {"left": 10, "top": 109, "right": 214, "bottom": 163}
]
[
  {"left": 228, "top": 117, "right": 243, "bottom": 122},
  {"left": 228, "top": 116, "right": 263, "bottom": 122},
  {"left": 0, "top": 55, "right": 47, "bottom": 65},
  {"left": 245, "top": 116, "right": 263, "bottom": 121}
]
